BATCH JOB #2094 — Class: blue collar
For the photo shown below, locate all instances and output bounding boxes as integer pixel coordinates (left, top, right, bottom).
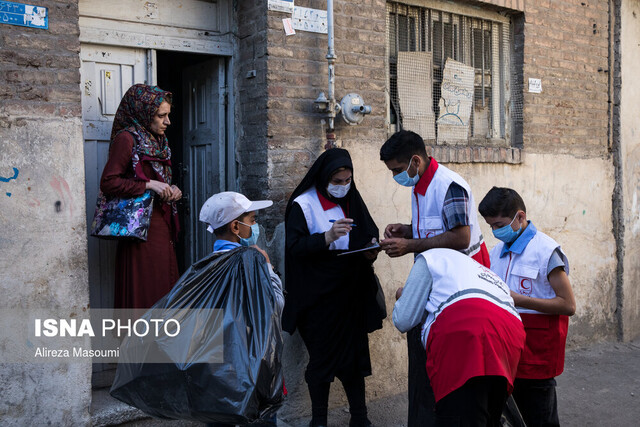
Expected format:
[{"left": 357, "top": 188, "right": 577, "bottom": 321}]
[
  {"left": 213, "top": 239, "right": 241, "bottom": 252},
  {"left": 500, "top": 221, "right": 537, "bottom": 257}
]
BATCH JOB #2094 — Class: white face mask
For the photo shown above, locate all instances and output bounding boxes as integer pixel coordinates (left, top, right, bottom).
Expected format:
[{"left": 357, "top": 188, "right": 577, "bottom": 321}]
[{"left": 327, "top": 182, "right": 351, "bottom": 199}]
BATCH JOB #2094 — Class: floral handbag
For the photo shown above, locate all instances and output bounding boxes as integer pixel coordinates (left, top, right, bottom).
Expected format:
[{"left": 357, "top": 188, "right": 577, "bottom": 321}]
[{"left": 90, "top": 190, "right": 154, "bottom": 241}]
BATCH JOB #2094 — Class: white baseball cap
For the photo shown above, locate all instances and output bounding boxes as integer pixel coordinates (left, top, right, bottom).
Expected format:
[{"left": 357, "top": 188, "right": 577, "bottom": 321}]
[{"left": 199, "top": 191, "right": 273, "bottom": 233}]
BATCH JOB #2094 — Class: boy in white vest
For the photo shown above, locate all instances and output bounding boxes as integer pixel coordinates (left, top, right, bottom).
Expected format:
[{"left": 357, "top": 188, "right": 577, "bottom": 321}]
[
  {"left": 479, "top": 187, "right": 576, "bottom": 427},
  {"left": 379, "top": 130, "right": 490, "bottom": 426},
  {"left": 393, "top": 248, "right": 525, "bottom": 425}
]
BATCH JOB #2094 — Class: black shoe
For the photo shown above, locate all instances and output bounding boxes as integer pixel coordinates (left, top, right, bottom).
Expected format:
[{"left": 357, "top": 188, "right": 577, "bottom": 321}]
[{"left": 309, "top": 421, "right": 327, "bottom": 427}]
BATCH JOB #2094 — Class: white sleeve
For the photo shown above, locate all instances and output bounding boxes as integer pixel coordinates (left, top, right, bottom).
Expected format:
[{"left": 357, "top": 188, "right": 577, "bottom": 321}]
[
  {"left": 392, "top": 256, "right": 433, "bottom": 333},
  {"left": 267, "top": 263, "right": 285, "bottom": 316}
]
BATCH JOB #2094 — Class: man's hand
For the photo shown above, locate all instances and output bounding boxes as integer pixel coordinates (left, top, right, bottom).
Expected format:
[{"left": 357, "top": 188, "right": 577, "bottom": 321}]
[
  {"left": 395, "top": 287, "right": 404, "bottom": 300},
  {"left": 384, "top": 223, "right": 412, "bottom": 239},
  {"left": 251, "top": 245, "right": 271, "bottom": 264},
  {"left": 380, "top": 237, "right": 411, "bottom": 257}
]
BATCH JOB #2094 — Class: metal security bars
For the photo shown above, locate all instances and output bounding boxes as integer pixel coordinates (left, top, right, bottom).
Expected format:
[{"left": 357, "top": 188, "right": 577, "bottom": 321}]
[{"left": 387, "top": 2, "right": 512, "bottom": 144}]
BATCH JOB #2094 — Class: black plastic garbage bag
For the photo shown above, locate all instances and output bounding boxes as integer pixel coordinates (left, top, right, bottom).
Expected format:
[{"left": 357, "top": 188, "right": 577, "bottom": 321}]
[{"left": 110, "top": 247, "right": 284, "bottom": 424}]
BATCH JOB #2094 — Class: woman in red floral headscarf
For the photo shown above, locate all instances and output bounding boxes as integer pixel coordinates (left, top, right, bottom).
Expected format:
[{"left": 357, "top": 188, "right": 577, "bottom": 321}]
[{"left": 100, "top": 84, "right": 182, "bottom": 309}]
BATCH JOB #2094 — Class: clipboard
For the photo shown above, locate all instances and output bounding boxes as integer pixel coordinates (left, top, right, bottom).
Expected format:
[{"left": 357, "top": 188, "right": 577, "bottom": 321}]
[{"left": 336, "top": 242, "right": 380, "bottom": 256}]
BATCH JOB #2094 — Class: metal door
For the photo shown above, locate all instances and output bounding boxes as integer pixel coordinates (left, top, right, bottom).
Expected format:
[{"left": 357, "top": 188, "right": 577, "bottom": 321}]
[
  {"left": 182, "top": 58, "right": 229, "bottom": 265},
  {"left": 81, "top": 44, "right": 146, "bottom": 310},
  {"left": 81, "top": 44, "right": 146, "bottom": 384}
]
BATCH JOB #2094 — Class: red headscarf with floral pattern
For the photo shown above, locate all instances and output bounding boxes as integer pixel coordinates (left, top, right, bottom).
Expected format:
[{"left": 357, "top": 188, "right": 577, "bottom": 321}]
[{"left": 111, "top": 84, "right": 174, "bottom": 185}]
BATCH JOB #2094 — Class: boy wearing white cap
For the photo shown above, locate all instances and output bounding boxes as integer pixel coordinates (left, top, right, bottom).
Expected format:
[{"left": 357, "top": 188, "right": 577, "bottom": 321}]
[
  {"left": 199, "top": 191, "right": 284, "bottom": 315},
  {"left": 199, "top": 192, "right": 285, "bottom": 427}
]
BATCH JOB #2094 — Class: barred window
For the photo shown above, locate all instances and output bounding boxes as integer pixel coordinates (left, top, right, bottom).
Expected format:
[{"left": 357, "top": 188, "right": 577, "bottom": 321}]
[{"left": 387, "top": 1, "right": 519, "bottom": 146}]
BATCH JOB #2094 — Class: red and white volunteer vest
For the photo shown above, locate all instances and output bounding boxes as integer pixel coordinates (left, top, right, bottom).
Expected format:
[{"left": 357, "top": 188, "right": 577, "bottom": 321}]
[
  {"left": 412, "top": 164, "right": 485, "bottom": 259},
  {"left": 419, "top": 248, "right": 520, "bottom": 346},
  {"left": 490, "top": 230, "right": 569, "bottom": 313},
  {"left": 293, "top": 187, "right": 349, "bottom": 250},
  {"left": 490, "top": 229, "right": 570, "bottom": 379}
]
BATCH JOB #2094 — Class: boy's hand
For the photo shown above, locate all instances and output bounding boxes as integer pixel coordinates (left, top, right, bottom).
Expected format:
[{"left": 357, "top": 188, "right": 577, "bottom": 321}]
[
  {"left": 251, "top": 245, "right": 271, "bottom": 264},
  {"left": 380, "top": 237, "right": 410, "bottom": 257},
  {"left": 510, "top": 290, "right": 524, "bottom": 306},
  {"left": 384, "top": 223, "right": 411, "bottom": 239},
  {"left": 395, "top": 287, "right": 404, "bottom": 300}
]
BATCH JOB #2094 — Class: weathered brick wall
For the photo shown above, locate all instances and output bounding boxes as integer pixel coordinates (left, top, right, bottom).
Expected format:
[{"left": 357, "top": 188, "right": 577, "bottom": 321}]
[
  {"left": 521, "top": 0, "right": 610, "bottom": 154},
  {"left": 235, "top": 1, "right": 270, "bottom": 204},
  {"left": 264, "top": 0, "right": 387, "bottom": 229},
  {"left": 0, "top": 1, "right": 81, "bottom": 124}
]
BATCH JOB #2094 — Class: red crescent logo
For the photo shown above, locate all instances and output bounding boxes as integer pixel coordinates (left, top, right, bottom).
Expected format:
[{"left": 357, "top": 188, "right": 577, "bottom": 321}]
[{"left": 519, "top": 278, "right": 533, "bottom": 296}]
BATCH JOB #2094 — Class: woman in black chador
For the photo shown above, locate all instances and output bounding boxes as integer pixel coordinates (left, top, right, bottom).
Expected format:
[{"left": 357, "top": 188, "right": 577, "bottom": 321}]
[{"left": 283, "top": 148, "right": 382, "bottom": 427}]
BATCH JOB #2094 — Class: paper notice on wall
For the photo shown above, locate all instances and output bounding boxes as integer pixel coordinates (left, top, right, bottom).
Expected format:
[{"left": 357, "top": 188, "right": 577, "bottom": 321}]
[
  {"left": 283, "top": 18, "right": 296, "bottom": 35},
  {"left": 528, "top": 78, "right": 542, "bottom": 93},
  {"left": 437, "top": 59, "right": 474, "bottom": 142},
  {"left": 397, "top": 52, "right": 436, "bottom": 140},
  {"left": 292, "top": 6, "right": 328, "bottom": 34},
  {"left": 268, "top": 0, "right": 294, "bottom": 14}
]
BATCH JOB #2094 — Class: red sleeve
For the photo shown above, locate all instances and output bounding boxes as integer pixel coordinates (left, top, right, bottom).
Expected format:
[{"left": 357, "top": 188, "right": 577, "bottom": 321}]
[{"left": 100, "top": 132, "right": 147, "bottom": 197}]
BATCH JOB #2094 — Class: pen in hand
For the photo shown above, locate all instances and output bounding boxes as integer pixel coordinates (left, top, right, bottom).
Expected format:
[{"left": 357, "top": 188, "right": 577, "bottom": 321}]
[{"left": 329, "top": 219, "right": 357, "bottom": 227}]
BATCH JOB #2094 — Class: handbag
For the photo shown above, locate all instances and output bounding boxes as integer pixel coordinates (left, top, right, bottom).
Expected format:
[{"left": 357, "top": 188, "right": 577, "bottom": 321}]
[{"left": 90, "top": 190, "right": 154, "bottom": 241}]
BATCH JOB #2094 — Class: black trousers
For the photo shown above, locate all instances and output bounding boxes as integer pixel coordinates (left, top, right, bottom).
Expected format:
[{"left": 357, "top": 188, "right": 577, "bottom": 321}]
[
  {"left": 308, "top": 375, "right": 369, "bottom": 427},
  {"left": 407, "top": 325, "right": 436, "bottom": 427},
  {"left": 434, "top": 376, "right": 509, "bottom": 427},
  {"left": 511, "top": 377, "right": 560, "bottom": 427}
]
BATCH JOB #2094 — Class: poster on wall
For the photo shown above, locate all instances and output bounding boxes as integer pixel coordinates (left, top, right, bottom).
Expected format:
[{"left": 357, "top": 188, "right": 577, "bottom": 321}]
[
  {"left": 436, "top": 58, "right": 474, "bottom": 142},
  {"left": 268, "top": 0, "right": 294, "bottom": 14}
]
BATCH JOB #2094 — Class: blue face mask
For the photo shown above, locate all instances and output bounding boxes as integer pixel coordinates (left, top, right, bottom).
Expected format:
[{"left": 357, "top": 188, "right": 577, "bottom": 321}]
[
  {"left": 238, "top": 222, "right": 260, "bottom": 247},
  {"left": 393, "top": 157, "right": 420, "bottom": 187},
  {"left": 492, "top": 212, "right": 521, "bottom": 243}
]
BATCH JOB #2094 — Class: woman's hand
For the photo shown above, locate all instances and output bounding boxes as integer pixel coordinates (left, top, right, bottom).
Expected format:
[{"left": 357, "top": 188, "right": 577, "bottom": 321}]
[
  {"left": 168, "top": 185, "right": 182, "bottom": 202},
  {"left": 145, "top": 180, "right": 172, "bottom": 201},
  {"left": 325, "top": 218, "right": 353, "bottom": 245},
  {"left": 363, "top": 238, "right": 381, "bottom": 261}
]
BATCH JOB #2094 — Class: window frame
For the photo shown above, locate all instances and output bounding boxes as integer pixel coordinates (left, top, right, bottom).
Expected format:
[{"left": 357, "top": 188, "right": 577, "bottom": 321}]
[{"left": 386, "top": 0, "right": 514, "bottom": 149}]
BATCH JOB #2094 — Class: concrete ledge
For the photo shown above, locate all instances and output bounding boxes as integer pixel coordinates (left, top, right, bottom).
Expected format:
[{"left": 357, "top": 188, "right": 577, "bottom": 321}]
[{"left": 429, "top": 145, "right": 523, "bottom": 164}]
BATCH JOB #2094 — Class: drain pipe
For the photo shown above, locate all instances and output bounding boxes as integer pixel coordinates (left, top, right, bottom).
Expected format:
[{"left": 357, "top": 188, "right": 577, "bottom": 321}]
[
  {"left": 326, "top": 0, "right": 337, "bottom": 132},
  {"left": 325, "top": 0, "right": 339, "bottom": 149}
]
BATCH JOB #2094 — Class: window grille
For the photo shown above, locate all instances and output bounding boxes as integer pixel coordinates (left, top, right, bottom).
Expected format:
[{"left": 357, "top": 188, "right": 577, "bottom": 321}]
[{"left": 387, "top": 2, "right": 515, "bottom": 144}]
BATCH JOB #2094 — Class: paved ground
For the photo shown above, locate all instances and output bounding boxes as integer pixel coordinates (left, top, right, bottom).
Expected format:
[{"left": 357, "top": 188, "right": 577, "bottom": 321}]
[{"left": 112, "top": 338, "right": 640, "bottom": 426}]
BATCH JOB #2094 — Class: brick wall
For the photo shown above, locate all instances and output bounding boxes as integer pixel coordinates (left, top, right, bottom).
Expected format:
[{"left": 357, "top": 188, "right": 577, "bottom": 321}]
[
  {"left": 264, "top": 0, "right": 388, "bottom": 229},
  {"left": 521, "top": 0, "right": 610, "bottom": 154},
  {"left": 0, "top": 1, "right": 81, "bottom": 125},
  {"left": 235, "top": 1, "right": 270, "bottom": 203}
]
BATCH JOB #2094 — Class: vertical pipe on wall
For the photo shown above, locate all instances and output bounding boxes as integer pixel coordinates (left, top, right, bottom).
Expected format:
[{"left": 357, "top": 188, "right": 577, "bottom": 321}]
[{"left": 326, "top": 0, "right": 336, "bottom": 132}]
